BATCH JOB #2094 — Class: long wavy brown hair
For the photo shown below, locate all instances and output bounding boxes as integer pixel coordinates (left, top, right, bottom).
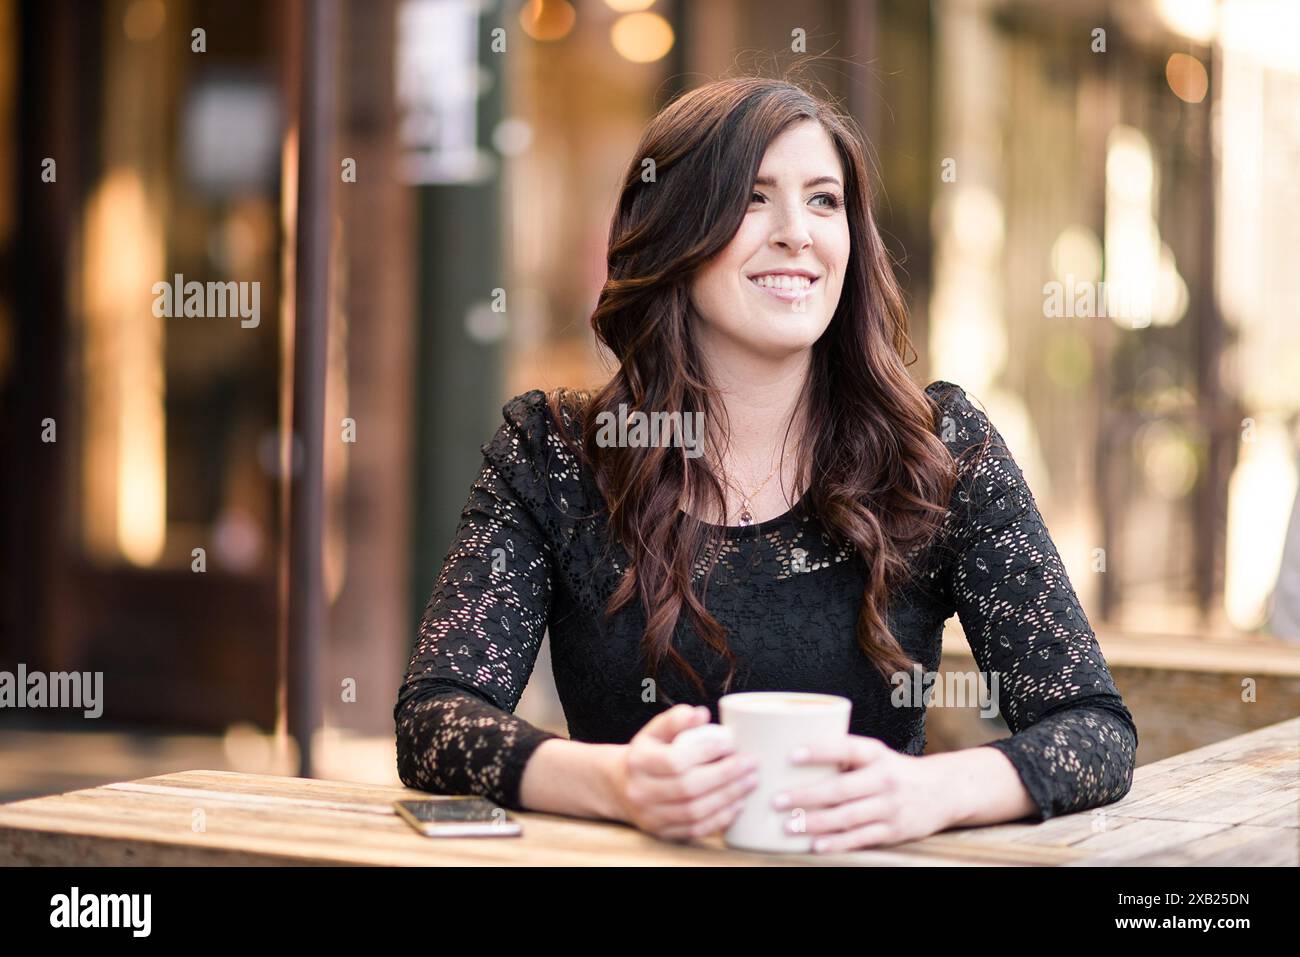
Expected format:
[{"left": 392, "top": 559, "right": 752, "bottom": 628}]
[{"left": 545, "top": 75, "right": 958, "bottom": 700}]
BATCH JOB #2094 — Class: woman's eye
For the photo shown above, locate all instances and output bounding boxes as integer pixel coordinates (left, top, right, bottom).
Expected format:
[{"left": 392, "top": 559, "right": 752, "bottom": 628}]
[{"left": 750, "top": 190, "right": 842, "bottom": 209}]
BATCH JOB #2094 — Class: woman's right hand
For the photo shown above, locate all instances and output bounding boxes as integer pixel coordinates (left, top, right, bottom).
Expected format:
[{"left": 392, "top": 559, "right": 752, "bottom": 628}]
[{"left": 607, "top": 703, "right": 760, "bottom": 841}]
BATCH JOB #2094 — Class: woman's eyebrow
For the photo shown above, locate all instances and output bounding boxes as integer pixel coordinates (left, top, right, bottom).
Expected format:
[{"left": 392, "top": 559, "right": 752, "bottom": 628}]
[{"left": 753, "top": 174, "right": 843, "bottom": 189}]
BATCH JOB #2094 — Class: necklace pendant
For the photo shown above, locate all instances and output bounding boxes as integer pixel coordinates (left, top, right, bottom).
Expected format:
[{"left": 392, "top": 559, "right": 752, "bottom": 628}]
[{"left": 738, "top": 502, "right": 754, "bottom": 527}]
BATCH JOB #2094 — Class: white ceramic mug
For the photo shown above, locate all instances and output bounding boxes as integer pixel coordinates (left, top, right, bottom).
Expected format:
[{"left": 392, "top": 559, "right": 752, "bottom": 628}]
[{"left": 673, "top": 691, "right": 852, "bottom": 853}]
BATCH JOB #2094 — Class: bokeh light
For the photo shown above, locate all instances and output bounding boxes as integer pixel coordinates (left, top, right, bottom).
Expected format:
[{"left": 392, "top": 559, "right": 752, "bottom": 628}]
[
  {"left": 610, "top": 12, "right": 675, "bottom": 63},
  {"left": 1166, "top": 52, "right": 1209, "bottom": 104},
  {"left": 520, "top": 0, "right": 576, "bottom": 42}
]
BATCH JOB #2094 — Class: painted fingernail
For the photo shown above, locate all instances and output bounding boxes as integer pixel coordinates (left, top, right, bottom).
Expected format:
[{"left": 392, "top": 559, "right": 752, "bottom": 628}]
[
  {"left": 772, "top": 792, "right": 790, "bottom": 809},
  {"left": 813, "top": 838, "right": 830, "bottom": 852},
  {"left": 790, "top": 746, "right": 810, "bottom": 762}
]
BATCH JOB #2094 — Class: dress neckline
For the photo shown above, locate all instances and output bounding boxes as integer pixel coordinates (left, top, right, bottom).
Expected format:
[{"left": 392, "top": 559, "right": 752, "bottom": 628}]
[{"left": 682, "top": 493, "right": 807, "bottom": 538}]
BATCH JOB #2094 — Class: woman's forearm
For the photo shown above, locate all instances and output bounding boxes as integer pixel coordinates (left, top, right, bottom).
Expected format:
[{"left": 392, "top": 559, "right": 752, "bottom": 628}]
[
  {"left": 518, "top": 738, "right": 630, "bottom": 822},
  {"left": 926, "top": 745, "right": 1039, "bottom": 827},
  {"left": 519, "top": 738, "right": 1039, "bottom": 832}
]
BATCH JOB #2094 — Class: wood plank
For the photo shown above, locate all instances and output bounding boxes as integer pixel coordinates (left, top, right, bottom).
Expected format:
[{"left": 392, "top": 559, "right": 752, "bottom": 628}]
[
  {"left": 1238, "top": 798, "right": 1299, "bottom": 828},
  {"left": 1065, "top": 819, "right": 1236, "bottom": 864},
  {"left": 102, "top": 782, "right": 398, "bottom": 816},
  {"left": 1, "top": 718, "right": 1295, "bottom": 866},
  {"left": 908, "top": 718, "right": 1300, "bottom": 861},
  {"left": 0, "top": 789, "right": 767, "bottom": 867},
  {"left": 0, "top": 779, "right": 961, "bottom": 866},
  {"left": 934, "top": 809, "right": 1146, "bottom": 849},
  {"left": 0, "top": 772, "right": 1072, "bottom": 866},
  {"left": 29, "top": 767, "right": 1084, "bottom": 865},
  {"left": 1081, "top": 825, "right": 1298, "bottom": 866}
]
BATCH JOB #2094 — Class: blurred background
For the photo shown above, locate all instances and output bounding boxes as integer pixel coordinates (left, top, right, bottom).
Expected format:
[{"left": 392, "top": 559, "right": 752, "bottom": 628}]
[{"left": 1, "top": 0, "right": 1297, "bottom": 803}]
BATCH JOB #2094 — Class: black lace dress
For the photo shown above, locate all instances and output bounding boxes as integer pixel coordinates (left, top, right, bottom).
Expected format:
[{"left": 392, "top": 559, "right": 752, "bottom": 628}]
[{"left": 394, "top": 381, "right": 1138, "bottom": 823}]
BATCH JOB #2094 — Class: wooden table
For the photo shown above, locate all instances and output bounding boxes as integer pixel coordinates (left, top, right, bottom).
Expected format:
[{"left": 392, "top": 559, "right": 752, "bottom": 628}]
[{"left": 1, "top": 717, "right": 1294, "bottom": 866}]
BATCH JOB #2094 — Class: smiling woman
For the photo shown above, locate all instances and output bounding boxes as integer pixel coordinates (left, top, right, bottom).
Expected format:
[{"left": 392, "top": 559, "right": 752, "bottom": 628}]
[{"left": 395, "top": 75, "right": 1139, "bottom": 853}]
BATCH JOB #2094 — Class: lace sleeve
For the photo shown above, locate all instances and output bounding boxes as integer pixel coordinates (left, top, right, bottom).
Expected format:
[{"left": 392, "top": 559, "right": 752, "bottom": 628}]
[
  {"left": 394, "top": 397, "right": 564, "bottom": 809},
  {"left": 931, "top": 382, "right": 1139, "bottom": 822}
]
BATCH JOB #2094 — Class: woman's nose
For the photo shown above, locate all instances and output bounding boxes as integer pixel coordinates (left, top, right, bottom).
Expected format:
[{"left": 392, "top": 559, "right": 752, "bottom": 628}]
[{"left": 769, "top": 209, "right": 812, "bottom": 252}]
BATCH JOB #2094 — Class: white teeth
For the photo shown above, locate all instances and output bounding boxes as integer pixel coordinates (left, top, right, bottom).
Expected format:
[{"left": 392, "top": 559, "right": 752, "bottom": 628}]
[{"left": 751, "top": 274, "right": 812, "bottom": 289}]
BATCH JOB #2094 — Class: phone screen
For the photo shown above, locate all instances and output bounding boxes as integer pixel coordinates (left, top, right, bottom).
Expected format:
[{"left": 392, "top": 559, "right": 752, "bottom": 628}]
[
  {"left": 394, "top": 798, "right": 522, "bottom": 837},
  {"left": 398, "top": 798, "right": 504, "bottom": 823}
]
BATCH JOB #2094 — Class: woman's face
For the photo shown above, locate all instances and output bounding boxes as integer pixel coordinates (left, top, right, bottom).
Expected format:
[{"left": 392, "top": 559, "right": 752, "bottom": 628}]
[{"left": 690, "top": 119, "right": 850, "bottom": 367}]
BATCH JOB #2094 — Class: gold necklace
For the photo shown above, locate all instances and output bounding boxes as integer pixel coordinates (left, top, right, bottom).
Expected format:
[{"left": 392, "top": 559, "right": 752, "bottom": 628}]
[{"left": 721, "top": 457, "right": 784, "bottom": 527}]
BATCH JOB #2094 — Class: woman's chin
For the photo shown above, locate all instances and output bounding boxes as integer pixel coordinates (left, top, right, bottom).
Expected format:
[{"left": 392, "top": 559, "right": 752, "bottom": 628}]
[{"left": 740, "top": 324, "right": 828, "bottom": 358}]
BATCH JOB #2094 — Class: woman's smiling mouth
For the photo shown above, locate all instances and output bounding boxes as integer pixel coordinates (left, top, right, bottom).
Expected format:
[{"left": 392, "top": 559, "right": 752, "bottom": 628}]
[{"left": 747, "top": 272, "right": 820, "bottom": 302}]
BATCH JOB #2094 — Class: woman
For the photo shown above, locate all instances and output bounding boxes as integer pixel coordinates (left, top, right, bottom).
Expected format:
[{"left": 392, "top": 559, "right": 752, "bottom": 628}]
[{"left": 394, "top": 76, "right": 1138, "bottom": 852}]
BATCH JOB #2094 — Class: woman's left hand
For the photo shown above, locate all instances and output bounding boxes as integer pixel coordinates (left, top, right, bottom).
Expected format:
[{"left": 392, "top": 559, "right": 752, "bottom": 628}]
[{"left": 771, "top": 735, "right": 955, "bottom": 853}]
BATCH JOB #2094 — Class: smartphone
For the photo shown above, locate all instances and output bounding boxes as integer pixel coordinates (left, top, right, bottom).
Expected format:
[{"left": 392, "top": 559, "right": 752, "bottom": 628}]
[{"left": 394, "top": 797, "right": 523, "bottom": 837}]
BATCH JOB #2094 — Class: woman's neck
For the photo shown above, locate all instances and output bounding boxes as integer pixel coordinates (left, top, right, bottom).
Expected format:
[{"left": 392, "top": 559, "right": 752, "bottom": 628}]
[{"left": 700, "top": 349, "right": 812, "bottom": 512}]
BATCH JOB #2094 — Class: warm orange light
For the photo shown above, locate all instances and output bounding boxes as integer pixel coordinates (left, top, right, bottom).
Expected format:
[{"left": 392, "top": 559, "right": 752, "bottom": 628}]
[
  {"left": 610, "top": 12, "right": 674, "bottom": 63},
  {"left": 81, "top": 169, "right": 166, "bottom": 566},
  {"left": 519, "top": 0, "right": 576, "bottom": 42},
  {"left": 1166, "top": 52, "right": 1209, "bottom": 103}
]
